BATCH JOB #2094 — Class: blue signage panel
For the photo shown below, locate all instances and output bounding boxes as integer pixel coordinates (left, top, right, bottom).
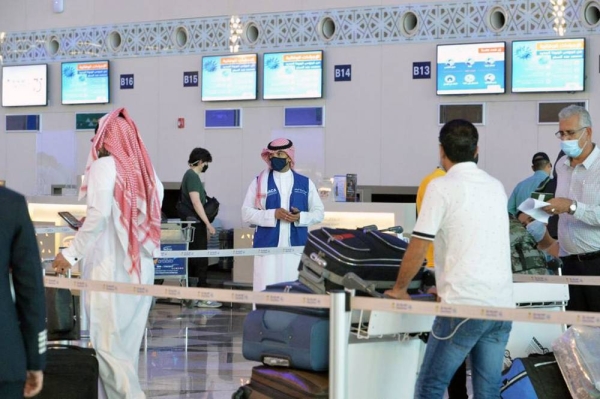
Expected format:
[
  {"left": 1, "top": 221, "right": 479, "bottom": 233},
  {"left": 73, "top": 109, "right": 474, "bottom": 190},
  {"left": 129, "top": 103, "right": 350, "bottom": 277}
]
[
  {"left": 334, "top": 64, "right": 351, "bottom": 81},
  {"left": 120, "top": 74, "right": 134, "bottom": 89},
  {"left": 155, "top": 243, "right": 187, "bottom": 276},
  {"left": 413, "top": 62, "right": 431, "bottom": 79},
  {"left": 183, "top": 71, "right": 199, "bottom": 87}
]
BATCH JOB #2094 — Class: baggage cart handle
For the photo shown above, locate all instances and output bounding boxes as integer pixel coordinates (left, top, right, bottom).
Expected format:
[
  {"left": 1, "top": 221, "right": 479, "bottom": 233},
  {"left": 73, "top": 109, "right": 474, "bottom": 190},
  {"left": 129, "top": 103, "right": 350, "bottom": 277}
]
[{"left": 341, "top": 273, "right": 382, "bottom": 298}]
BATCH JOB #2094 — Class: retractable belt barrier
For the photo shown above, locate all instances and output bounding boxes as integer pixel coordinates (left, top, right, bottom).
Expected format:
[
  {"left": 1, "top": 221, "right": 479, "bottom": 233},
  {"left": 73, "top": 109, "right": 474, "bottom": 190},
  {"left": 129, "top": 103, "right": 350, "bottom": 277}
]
[
  {"left": 44, "top": 276, "right": 600, "bottom": 327},
  {"left": 512, "top": 274, "right": 600, "bottom": 286}
]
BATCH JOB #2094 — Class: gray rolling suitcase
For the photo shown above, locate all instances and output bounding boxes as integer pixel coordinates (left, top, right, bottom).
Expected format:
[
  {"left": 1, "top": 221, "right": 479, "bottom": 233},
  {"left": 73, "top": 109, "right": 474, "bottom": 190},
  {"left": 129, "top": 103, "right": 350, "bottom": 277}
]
[{"left": 242, "top": 281, "right": 329, "bottom": 371}]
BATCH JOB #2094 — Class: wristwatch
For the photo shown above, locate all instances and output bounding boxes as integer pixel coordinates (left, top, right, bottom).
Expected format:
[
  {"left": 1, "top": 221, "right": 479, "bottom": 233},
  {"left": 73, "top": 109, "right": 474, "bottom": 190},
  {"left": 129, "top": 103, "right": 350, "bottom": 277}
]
[{"left": 568, "top": 200, "right": 578, "bottom": 215}]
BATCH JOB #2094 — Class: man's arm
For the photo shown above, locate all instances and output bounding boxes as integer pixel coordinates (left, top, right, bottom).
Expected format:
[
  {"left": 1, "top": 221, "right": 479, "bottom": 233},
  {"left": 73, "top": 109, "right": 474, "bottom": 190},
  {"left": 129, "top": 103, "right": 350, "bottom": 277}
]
[
  {"left": 296, "top": 179, "right": 325, "bottom": 226},
  {"left": 544, "top": 196, "right": 600, "bottom": 227},
  {"left": 10, "top": 195, "right": 46, "bottom": 388},
  {"left": 384, "top": 237, "right": 430, "bottom": 300}
]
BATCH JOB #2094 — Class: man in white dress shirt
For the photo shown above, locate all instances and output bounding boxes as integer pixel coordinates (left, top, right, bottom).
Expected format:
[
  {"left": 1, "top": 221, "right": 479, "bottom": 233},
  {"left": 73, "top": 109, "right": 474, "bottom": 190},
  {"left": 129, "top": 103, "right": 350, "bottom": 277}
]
[
  {"left": 242, "top": 138, "right": 324, "bottom": 292},
  {"left": 544, "top": 105, "right": 600, "bottom": 312}
]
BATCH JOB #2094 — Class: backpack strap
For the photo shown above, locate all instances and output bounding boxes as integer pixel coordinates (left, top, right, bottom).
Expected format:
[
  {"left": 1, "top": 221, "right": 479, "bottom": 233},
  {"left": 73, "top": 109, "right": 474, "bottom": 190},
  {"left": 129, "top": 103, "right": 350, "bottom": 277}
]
[{"left": 534, "top": 176, "right": 552, "bottom": 192}]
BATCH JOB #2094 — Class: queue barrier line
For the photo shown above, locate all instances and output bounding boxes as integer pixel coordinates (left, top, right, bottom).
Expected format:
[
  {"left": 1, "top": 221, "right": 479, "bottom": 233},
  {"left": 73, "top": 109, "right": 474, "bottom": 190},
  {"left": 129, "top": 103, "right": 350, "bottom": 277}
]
[
  {"left": 44, "top": 276, "right": 600, "bottom": 327},
  {"left": 36, "top": 226, "right": 76, "bottom": 234},
  {"left": 512, "top": 274, "right": 600, "bottom": 286},
  {"left": 44, "top": 276, "right": 329, "bottom": 309},
  {"left": 353, "top": 296, "right": 600, "bottom": 327},
  {"left": 159, "top": 247, "right": 304, "bottom": 258}
]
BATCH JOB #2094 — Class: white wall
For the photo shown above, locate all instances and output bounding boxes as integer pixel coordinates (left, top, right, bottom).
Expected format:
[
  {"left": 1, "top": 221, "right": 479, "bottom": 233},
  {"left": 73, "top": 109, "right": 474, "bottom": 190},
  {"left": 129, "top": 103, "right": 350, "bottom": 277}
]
[{"left": 0, "top": 1, "right": 597, "bottom": 229}]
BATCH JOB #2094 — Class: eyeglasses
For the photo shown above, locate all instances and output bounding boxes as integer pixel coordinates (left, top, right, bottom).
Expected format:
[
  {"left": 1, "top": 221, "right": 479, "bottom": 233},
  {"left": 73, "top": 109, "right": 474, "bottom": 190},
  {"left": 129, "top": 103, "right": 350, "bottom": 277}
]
[{"left": 555, "top": 126, "right": 588, "bottom": 139}]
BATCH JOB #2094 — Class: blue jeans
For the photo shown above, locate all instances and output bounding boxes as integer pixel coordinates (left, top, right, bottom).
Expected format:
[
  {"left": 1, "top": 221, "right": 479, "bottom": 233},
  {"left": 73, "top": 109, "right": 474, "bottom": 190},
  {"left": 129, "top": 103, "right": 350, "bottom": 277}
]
[{"left": 415, "top": 317, "right": 512, "bottom": 399}]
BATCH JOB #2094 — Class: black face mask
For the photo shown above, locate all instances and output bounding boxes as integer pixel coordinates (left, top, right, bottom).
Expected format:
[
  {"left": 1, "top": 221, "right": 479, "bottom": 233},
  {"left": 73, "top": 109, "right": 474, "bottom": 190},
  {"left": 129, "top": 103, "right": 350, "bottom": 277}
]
[
  {"left": 270, "top": 157, "right": 288, "bottom": 172},
  {"left": 202, "top": 164, "right": 209, "bottom": 173}
]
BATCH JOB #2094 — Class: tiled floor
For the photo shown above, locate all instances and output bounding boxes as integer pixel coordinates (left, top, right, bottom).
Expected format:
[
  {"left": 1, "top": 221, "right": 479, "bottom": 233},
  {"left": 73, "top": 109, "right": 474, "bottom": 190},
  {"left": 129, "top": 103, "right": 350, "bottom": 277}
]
[{"left": 139, "top": 303, "right": 257, "bottom": 398}]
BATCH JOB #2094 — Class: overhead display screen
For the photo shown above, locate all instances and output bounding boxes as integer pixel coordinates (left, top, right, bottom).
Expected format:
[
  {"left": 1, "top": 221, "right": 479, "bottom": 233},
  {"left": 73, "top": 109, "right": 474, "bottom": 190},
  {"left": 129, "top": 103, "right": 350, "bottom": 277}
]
[
  {"left": 263, "top": 50, "right": 323, "bottom": 100},
  {"left": 436, "top": 42, "right": 506, "bottom": 95},
  {"left": 61, "top": 60, "right": 110, "bottom": 105},
  {"left": 201, "top": 53, "right": 258, "bottom": 101},
  {"left": 511, "top": 38, "right": 585, "bottom": 93},
  {"left": 2, "top": 64, "right": 48, "bottom": 107}
]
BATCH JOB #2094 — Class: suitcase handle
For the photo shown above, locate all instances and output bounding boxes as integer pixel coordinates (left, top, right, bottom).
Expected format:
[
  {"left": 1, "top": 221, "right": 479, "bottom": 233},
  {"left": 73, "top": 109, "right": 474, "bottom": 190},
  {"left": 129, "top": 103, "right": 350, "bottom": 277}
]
[
  {"left": 321, "top": 228, "right": 370, "bottom": 252},
  {"left": 259, "top": 318, "right": 293, "bottom": 345},
  {"left": 366, "top": 230, "right": 408, "bottom": 252}
]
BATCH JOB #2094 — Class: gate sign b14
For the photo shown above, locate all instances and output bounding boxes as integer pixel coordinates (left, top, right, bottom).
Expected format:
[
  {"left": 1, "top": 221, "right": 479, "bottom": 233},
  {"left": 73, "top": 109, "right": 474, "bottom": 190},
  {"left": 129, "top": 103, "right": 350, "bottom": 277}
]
[{"left": 334, "top": 65, "right": 351, "bottom": 82}]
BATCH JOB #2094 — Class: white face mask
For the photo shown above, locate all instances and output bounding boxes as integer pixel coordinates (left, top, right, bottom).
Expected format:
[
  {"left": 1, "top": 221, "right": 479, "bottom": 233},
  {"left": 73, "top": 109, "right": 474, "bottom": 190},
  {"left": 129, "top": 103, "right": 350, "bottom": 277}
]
[
  {"left": 560, "top": 129, "right": 588, "bottom": 158},
  {"left": 526, "top": 221, "right": 546, "bottom": 243}
]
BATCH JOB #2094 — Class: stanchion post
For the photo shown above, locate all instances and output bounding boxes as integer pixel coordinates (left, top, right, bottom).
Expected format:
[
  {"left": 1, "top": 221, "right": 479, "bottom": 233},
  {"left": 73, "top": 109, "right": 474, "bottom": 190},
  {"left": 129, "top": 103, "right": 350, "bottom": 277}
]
[{"left": 329, "top": 290, "right": 350, "bottom": 399}]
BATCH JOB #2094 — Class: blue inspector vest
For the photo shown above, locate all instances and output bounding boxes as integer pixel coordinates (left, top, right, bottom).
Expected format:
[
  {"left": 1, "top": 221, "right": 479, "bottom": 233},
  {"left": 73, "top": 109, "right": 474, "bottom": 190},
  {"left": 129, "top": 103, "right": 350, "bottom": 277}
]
[{"left": 253, "top": 171, "right": 309, "bottom": 248}]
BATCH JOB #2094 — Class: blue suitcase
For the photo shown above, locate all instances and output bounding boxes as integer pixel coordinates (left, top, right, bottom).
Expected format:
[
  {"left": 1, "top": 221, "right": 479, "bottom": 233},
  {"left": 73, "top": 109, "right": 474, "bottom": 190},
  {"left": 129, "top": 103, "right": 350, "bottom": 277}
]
[{"left": 242, "top": 281, "right": 329, "bottom": 372}]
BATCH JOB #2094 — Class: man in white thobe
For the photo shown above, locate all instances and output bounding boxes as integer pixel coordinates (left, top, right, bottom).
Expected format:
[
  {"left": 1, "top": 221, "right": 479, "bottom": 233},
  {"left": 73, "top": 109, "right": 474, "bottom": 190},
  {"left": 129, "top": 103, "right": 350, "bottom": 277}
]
[
  {"left": 242, "top": 138, "right": 324, "bottom": 292},
  {"left": 53, "top": 108, "right": 163, "bottom": 399}
]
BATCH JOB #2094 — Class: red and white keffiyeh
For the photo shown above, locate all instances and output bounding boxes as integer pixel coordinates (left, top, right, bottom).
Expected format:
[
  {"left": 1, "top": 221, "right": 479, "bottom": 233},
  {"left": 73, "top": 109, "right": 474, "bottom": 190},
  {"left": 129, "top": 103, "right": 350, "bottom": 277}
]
[
  {"left": 80, "top": 108, "right": 161, "bottom": 282},
  {"left": 255, "top": 138, "right": 296, "bottom": 209}
]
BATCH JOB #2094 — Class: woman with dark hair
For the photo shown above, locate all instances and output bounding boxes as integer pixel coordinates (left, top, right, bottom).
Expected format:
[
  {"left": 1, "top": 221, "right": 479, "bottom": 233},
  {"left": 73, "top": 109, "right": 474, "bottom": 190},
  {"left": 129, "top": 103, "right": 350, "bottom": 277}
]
[{"left": 177, "top": 147, "right": 221, "bottom": 308}]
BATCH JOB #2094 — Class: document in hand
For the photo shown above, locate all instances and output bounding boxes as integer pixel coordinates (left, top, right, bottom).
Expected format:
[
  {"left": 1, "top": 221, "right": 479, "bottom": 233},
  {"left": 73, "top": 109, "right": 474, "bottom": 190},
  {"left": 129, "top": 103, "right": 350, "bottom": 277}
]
[{"left": 517, "top": 198, "right": 551, "bottom": 223}]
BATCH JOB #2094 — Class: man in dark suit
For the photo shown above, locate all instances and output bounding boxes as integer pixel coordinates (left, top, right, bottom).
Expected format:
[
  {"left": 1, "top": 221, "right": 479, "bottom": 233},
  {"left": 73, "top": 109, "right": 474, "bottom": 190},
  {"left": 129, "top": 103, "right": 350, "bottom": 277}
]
[{"left": 0, "top": 187, "right": 46, "bottom": 398}]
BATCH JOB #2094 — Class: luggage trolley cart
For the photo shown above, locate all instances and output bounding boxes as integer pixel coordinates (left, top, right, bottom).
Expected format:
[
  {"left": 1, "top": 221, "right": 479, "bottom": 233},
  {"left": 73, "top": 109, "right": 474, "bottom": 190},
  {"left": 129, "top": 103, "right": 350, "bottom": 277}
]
[{"left": 155, "top": 220, "right": 195, "bottom": 300}]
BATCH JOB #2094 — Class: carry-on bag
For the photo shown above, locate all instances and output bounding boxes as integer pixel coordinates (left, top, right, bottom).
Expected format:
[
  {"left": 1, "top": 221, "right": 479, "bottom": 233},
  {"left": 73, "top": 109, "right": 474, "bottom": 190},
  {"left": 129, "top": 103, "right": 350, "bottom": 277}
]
[
  {"left": 299, "top": 227, "right": 425, "bottom": 295},
  {"left": 232, "top": 365, "right": 328, "bottom": 399},
  {"left": 243, "top": 281, "right": 329, "bottom": 372},
  {"left": 44, "top": 270, "right": 80, "bottom": 341},
  {"left": 500, "top": 353, "right": 571, "bottom": 399},
  {"left": 37, "top": 344, "right": 99, "bottom": 399}
]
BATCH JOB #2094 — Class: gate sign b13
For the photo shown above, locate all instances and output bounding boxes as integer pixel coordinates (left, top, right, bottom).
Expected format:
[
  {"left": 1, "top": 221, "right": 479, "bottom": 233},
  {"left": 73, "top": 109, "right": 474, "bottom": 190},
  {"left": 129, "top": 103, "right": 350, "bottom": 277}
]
[{"left": 413, "top": 62, "right": 431, "bottom": 79}]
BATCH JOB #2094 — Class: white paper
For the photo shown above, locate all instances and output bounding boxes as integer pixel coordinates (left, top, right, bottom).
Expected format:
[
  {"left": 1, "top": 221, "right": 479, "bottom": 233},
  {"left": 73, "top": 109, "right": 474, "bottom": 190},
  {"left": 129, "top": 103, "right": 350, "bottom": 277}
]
[{"left": 517, "top": 198, "right": 551, "bottom": 223}]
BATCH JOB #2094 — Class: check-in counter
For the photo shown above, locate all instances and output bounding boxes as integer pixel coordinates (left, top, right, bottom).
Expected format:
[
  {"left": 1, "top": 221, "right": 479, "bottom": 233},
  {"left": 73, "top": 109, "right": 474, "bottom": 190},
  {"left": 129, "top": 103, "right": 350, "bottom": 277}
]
[{"left": 28, "top": 196, "right": 86, "bottom": 272}]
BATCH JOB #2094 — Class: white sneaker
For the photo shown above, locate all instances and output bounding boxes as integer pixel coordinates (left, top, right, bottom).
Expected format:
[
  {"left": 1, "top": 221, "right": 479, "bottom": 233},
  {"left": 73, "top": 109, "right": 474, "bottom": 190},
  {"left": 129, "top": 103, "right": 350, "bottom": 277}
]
[{"left": 195, "top": 300, "right": 222, "bottom": 308}]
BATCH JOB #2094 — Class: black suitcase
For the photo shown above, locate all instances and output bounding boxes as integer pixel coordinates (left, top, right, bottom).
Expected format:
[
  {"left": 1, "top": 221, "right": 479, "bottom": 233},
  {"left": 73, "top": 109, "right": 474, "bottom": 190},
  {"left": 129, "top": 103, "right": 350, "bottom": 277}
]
[
  {"left": 500, "top": 353, "right": 571, "bottom": 398},
  {"left": 233, "top": 365, "right": 328, "bottom": 398},
  {"left": 299, "top": 227, "right": 424, "bottom": 295},
  {"left": 243, "top": 281, "right": 329, "bottom": 371},
  {"left": 37, "top": 344, "right": 99, "bottom": 399}
]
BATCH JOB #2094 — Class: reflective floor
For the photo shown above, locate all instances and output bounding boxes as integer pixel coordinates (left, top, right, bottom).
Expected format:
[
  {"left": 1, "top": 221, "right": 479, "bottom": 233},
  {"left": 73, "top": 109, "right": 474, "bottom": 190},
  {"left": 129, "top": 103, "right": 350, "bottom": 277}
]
[
  {"left": 137, "top": 302, "right": 473, "bottom": 399},
  {"left": 139, "top": 302, "right": 257, "bottom": 399}
]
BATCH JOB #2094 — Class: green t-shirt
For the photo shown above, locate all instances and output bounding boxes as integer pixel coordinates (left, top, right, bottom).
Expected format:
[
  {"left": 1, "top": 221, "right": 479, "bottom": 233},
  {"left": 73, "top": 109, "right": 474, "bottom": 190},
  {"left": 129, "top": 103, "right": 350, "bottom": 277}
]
[{"left": 179, "top": 169, "right": 206, "bottom": 217}]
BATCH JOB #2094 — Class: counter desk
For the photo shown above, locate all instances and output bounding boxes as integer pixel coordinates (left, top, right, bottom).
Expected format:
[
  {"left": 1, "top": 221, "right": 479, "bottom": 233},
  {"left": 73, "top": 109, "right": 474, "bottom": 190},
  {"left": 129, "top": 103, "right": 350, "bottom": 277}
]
[{"left": 28, "top": 196, "right": 194, "bottom": 286}]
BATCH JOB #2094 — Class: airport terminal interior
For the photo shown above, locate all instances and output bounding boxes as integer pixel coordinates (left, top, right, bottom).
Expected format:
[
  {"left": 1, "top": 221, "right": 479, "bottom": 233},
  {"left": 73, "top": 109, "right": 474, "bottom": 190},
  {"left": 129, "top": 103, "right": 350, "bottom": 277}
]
[{"left": 2, "top": 0, "right": 600, "bottom": 397}]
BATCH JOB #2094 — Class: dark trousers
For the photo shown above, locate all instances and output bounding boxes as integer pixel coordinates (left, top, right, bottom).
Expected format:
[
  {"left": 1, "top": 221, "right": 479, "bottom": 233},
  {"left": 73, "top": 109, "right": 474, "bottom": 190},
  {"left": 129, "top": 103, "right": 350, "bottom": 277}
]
[
  {"left": 188, "top": 221, "right": 209, "bottom": 288},
  {"left": 561, "top": 255, "right": 600, "bottom": 312},
  {"left": 0, "top": 381, "right": 25, "bottom": 399},
  {"left": 447, "top": 360, "right": 468, "bottom": 399}
]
